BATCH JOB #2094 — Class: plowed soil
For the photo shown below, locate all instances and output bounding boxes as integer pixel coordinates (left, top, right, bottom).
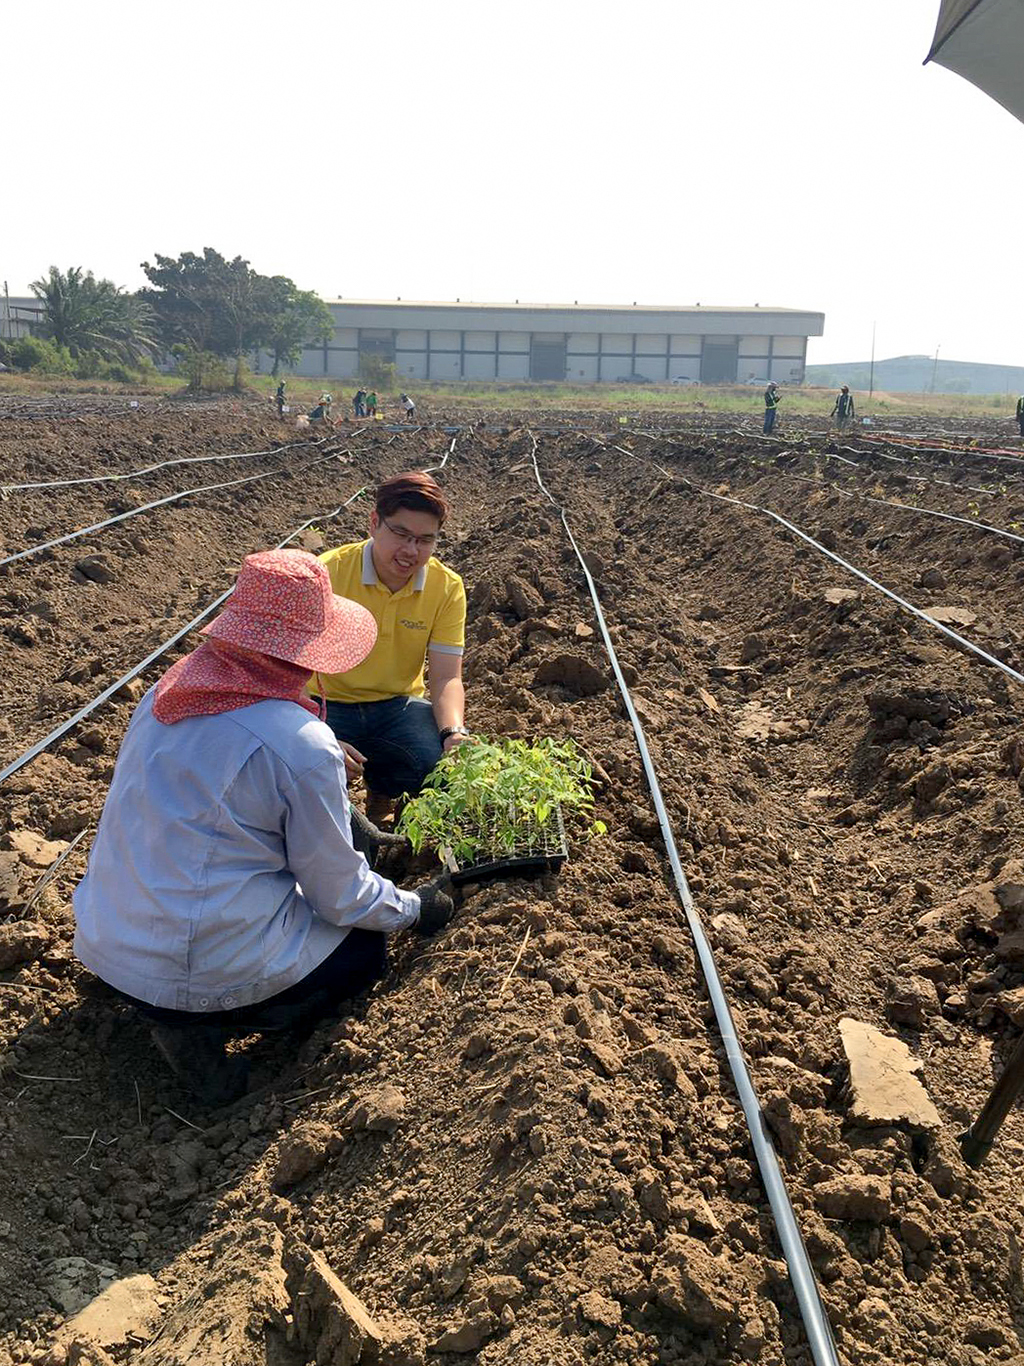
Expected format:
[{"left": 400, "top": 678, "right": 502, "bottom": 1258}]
[{"left": 2, "top": 398, "right": 1024, "bottom": 1366}]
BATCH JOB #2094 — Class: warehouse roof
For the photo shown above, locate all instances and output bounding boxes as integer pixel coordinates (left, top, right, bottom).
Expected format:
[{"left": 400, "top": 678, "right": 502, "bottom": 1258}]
[{"left": 325, "top": 299, "right": 817, "bottom": 315}]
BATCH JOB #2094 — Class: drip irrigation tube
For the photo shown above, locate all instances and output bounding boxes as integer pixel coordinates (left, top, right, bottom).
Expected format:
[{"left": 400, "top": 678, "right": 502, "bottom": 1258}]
[
  {"left": 607, "top": 440, "right": 1024, "bottom": 690},
  {"left": 608, "top": 442, "right": 1024, "bottom": 688},
  {"left": 693, "top": 485, "right": 1024, "bottom": 689},
  {"left": 525, "top": 432, "right": 841, "bottom": 1366},
  {"left": 0, "top": 436, "right": 326, "bottom": 495},
  {"left": 0, "top": 435, "right": 458, "bottom": 787},
  {"left": 0, "top": 487, "right": 369, "bottom": 789},
  {"left": 774, "top": 474, "right": 1024, "bottom": 548},
  {"left": 826, "top": 449, "right": 996, "bottom": 497},
  {"left": 858, "top": 432, "right": 1024, "bottom": 464},
  {"left": 0, "top": 449, "right": 346, "bottom": 570}
]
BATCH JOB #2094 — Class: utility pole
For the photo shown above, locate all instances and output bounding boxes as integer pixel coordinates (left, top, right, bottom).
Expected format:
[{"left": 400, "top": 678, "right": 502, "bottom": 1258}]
[
  {"left": 868, "top": 321, "right": 876, "bottom": 398},
  {"left": 2, "top": 281, "right": 10, "bottom": 342},
  {"left": 930, "top": 343, "right": 941, "bottom": 394}
]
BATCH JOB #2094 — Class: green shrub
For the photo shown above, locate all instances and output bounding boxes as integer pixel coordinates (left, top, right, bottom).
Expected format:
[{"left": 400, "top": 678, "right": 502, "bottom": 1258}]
[
  {"left": 104, "top": 362, "right": 138, "bottom": 383},
  {"left": 9, "top": 335, "right": 74, "bottom": 374},
  {"left": 74, "top": 349, "right": 106, "bottom": 379},
  {"left": 359, "top": 355, "right": 398, "bottom": 392},
  {"left": 172, "top": 345, "right": 235, "bottom": 392}
]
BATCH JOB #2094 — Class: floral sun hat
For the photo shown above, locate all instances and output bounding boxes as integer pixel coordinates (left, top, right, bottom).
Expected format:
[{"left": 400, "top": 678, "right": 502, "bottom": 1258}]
[{"left": 201, "top": 549, "right": 376, "bottom": 673}]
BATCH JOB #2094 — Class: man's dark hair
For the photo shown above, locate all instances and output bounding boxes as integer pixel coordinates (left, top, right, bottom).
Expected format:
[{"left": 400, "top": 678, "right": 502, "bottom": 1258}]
[{"left": 375, "top": 472, "right": 449, "bottom": 526}]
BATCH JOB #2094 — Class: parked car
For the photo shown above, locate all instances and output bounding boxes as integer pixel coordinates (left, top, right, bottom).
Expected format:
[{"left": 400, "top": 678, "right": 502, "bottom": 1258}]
[
  {"left": 670, "top": 375, "right": 696, "bottom": 385},
  {"left": 615, "top": 374, "right": 654, "bottom": 384}
]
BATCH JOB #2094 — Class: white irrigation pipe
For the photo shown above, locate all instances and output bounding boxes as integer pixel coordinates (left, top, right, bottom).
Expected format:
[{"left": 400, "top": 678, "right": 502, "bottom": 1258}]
[
  {"left": 525, "top": 432, "right": 841, "bottom": 1366},
  {"left": 0, "top": 436, "right": 325, "bottom": 494},
  {"left": 0, "top": 435, "right": 458, "bottom": 786},
  {"left": 0, "top": 450, "right": 346, "bottom": 570}
]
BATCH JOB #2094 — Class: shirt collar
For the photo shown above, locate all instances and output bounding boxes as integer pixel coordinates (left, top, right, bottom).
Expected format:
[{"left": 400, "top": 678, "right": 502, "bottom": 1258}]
[
  {"left": 361, "top": 540, "right": 378, "bottom": 586},
  {"left": 362, "top": 539, "right": 427, "bottom": 592}
]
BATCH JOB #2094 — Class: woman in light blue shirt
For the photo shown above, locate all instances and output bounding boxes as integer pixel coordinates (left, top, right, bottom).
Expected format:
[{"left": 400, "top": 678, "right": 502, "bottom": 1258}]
[{"left": 74, "top": 550, "right": 454, "bottom": 1105}]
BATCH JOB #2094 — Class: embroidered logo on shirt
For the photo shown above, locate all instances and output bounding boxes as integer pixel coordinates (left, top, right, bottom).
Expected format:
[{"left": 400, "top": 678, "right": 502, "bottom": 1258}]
[{"left": 400, "top": 618, "right": 427, "bottom": 630}]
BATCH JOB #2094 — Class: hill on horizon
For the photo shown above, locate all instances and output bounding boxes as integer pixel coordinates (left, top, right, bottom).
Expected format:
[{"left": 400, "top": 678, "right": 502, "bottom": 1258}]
[{"left": 807, "top": 354, "right": 1024, "bottom": 395}]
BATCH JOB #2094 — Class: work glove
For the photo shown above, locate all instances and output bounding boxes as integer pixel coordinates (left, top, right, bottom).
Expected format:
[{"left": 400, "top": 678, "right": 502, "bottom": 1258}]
[
  {"left": 413, "top": 874, "right": 456, "bottom": 936},
  {"left": 349, "top": 805, "right": 409, "bottom": 860}
]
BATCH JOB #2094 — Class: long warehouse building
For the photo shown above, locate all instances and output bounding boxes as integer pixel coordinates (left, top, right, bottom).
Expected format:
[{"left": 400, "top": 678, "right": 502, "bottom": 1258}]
[
  {"left": 3, "top": 295, "right": 826, "bottom": 385},
  {"left": 289, "top": 300, "right": 825, "bottom": 385}
]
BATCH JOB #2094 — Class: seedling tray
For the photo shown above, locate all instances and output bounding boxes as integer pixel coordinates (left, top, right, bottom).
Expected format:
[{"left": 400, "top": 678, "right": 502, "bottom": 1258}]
[{"left": 450, "top": 806, "right": 568, "bottom": 886}]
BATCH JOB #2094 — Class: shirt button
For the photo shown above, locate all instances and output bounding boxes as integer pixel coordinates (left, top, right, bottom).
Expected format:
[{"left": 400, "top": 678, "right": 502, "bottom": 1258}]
[
  {"left": 198, "top": 997, "right": 210, "bottom": 1008},
  {"left": 222, "top": 995, "right": 236, "bottom": 1007}
]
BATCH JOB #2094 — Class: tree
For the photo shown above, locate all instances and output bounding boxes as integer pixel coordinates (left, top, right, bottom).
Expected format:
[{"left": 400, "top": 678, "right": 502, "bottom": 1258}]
[
  {"left": 263, "top": 281, "right": 334, "bottom": 376},
  {"left": 140, "top": 249, "right": 333, "bottom": 389},
  {"left": 30, "top": 266, "right": 158, "bottom": 366},
  {"left": 141, "top": 248, "right": 270, "bottom": 389}
]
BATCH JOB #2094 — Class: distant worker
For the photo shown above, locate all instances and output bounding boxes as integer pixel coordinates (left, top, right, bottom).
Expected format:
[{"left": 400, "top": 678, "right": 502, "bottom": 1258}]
[
  {"left": 275, "top": 381, "right": 286, "bottom": 418},
  {"left": 366, "top": 390, "right": 378, "bottom": 418},
  {"left": 400, "top": 393, "right": 416, "bottom": 421},
  {"left": 831, "top": 385, "right": 855, "bottom": 429},
  {"left": 353, "top": 388, "right": 367, "bottom": 418},
  {"left": 763, "top": 381, "right": 780, "bottom": 435},
  {"left": 309, "top": 391, "right": 333, "bottom": 424},
  {"left": 1016, "top": 394, "right": 1024, "bottom": 438}
]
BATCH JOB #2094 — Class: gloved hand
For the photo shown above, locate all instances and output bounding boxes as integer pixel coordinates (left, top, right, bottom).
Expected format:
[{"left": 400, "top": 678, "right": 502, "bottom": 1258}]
[
  {"left": 413, "top": 874, "right": 456, "bottom": 936},
  {"left": 350, "top": 805, "right": 410, "bottom": 860}
]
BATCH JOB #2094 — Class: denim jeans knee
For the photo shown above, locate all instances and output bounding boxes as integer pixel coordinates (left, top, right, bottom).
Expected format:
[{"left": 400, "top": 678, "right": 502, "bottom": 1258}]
[{"left": 323, "top": 696, "right": 442, "bottom": 798}]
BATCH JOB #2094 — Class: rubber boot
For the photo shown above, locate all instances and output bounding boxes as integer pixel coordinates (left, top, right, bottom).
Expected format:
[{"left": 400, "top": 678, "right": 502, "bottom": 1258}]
[{"left": 149, "top": 1019, "right": 249, "bottom": 1105}]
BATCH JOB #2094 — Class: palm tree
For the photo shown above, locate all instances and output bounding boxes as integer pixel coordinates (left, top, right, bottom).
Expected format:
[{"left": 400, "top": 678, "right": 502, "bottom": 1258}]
[{"left": 30, "top": 267, "right": 159, "bottom": 366}]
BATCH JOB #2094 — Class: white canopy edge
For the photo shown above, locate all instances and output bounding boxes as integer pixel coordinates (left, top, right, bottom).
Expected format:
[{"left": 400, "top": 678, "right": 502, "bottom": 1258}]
[{"left": 926, "top": 0, "right": 1024, "bottom": 125}]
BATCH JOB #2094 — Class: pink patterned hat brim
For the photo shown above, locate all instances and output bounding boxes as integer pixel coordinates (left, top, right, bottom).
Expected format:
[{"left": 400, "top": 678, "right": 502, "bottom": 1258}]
[{"left": 201, "top": 592, "right": 377, "bottom": 673}]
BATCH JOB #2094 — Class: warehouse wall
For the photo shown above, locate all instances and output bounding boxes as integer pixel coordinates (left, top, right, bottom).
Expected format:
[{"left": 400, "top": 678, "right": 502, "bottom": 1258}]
[{"left": 268, "top": 305, "right": 822, "bottom": 384}]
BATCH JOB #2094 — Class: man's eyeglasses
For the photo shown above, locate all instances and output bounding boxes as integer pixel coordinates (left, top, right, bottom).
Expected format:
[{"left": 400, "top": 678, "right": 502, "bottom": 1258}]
[{"left": 381, "top": 517, "right": 439, "bottom": 550}]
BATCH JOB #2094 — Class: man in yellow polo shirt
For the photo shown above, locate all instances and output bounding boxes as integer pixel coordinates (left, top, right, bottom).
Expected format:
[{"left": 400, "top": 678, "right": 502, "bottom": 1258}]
[{"left": 316, "top": 471, "right": 468, "bottom": 818}]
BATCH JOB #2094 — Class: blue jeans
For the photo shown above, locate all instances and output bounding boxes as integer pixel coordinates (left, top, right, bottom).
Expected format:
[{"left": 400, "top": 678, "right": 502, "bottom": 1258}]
[
  {"left": 322, "top": 695, "right": 443, "bottom": 797},
  {"left": 764, "top": 407, "right": 777, "bottom": 434}
]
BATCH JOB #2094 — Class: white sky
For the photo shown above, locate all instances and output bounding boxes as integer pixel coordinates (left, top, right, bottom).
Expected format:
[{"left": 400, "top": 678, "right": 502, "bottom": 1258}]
[{"left": 5, "top": 0, "right": 1022, "bottom": 367}]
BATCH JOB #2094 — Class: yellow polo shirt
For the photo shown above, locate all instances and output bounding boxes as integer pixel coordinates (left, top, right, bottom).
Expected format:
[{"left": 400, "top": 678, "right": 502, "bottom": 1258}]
[{"left": 316, "top": 540, "right": 466, "bottom": 703}]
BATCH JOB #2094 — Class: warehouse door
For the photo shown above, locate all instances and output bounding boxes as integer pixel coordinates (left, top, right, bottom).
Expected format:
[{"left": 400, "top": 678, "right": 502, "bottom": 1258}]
[
  {"left": 358, "top": 331, "right": 396, "bottom": 369},
  {"left": 700, "top": 338, "right": 739, "bottom": 383},
  {"left": 530, "top": 335, "right": 566, "bottom": 381}
]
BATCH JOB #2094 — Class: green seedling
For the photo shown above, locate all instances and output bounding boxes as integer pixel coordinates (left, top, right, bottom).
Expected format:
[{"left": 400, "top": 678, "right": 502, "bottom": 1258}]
[{"left": 398, "top": 735, "right": 598, "bottom": 867}]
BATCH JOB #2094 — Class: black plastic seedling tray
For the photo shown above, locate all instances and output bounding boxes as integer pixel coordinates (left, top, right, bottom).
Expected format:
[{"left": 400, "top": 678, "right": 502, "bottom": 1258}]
[{"left": 450, "top": 806, "right": 568, "bottom": 886}]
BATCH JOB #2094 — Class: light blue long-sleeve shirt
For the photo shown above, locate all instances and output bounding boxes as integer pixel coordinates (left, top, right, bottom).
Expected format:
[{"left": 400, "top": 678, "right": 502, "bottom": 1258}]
[{"left": 73, "top": 689, "right": 420, "bottom": 1012}]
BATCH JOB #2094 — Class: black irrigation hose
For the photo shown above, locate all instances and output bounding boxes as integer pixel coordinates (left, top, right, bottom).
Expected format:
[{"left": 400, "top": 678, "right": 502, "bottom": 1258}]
[
  {"left": 0, "top": 435, "right": 458, "bottom": 788},
  {"left": 605, "top": 440, "right": 1024, "bottom": 690},
  {"left": 858, "top": 433, "right": 1024, "bottom": 466},
  {"left": 524, "top": 431, "right": 842, "bottom": 1366},
  {"left": 0, "top": 486, "right": 365, "bottom": 789},
  {"left": 825, "top": 448, "right": 997, "bottom": 498},
  {"left": 0, "top": 449, "right": 347, "bottom": 570},
  {"left": 693, "top": 485, "right": 1024, "bottom": 689},
  {"left": 780, "top": 474, "right": 1024, "bottom": 548},
  {"left": 0, "top": 435, "right": 327, "bottom": 494}
]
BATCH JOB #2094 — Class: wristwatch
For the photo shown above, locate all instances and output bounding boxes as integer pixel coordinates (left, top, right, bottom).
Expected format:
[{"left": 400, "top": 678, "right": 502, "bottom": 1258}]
[{"left": 439, "top": 725, "right": 470, "bottom": 744}]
